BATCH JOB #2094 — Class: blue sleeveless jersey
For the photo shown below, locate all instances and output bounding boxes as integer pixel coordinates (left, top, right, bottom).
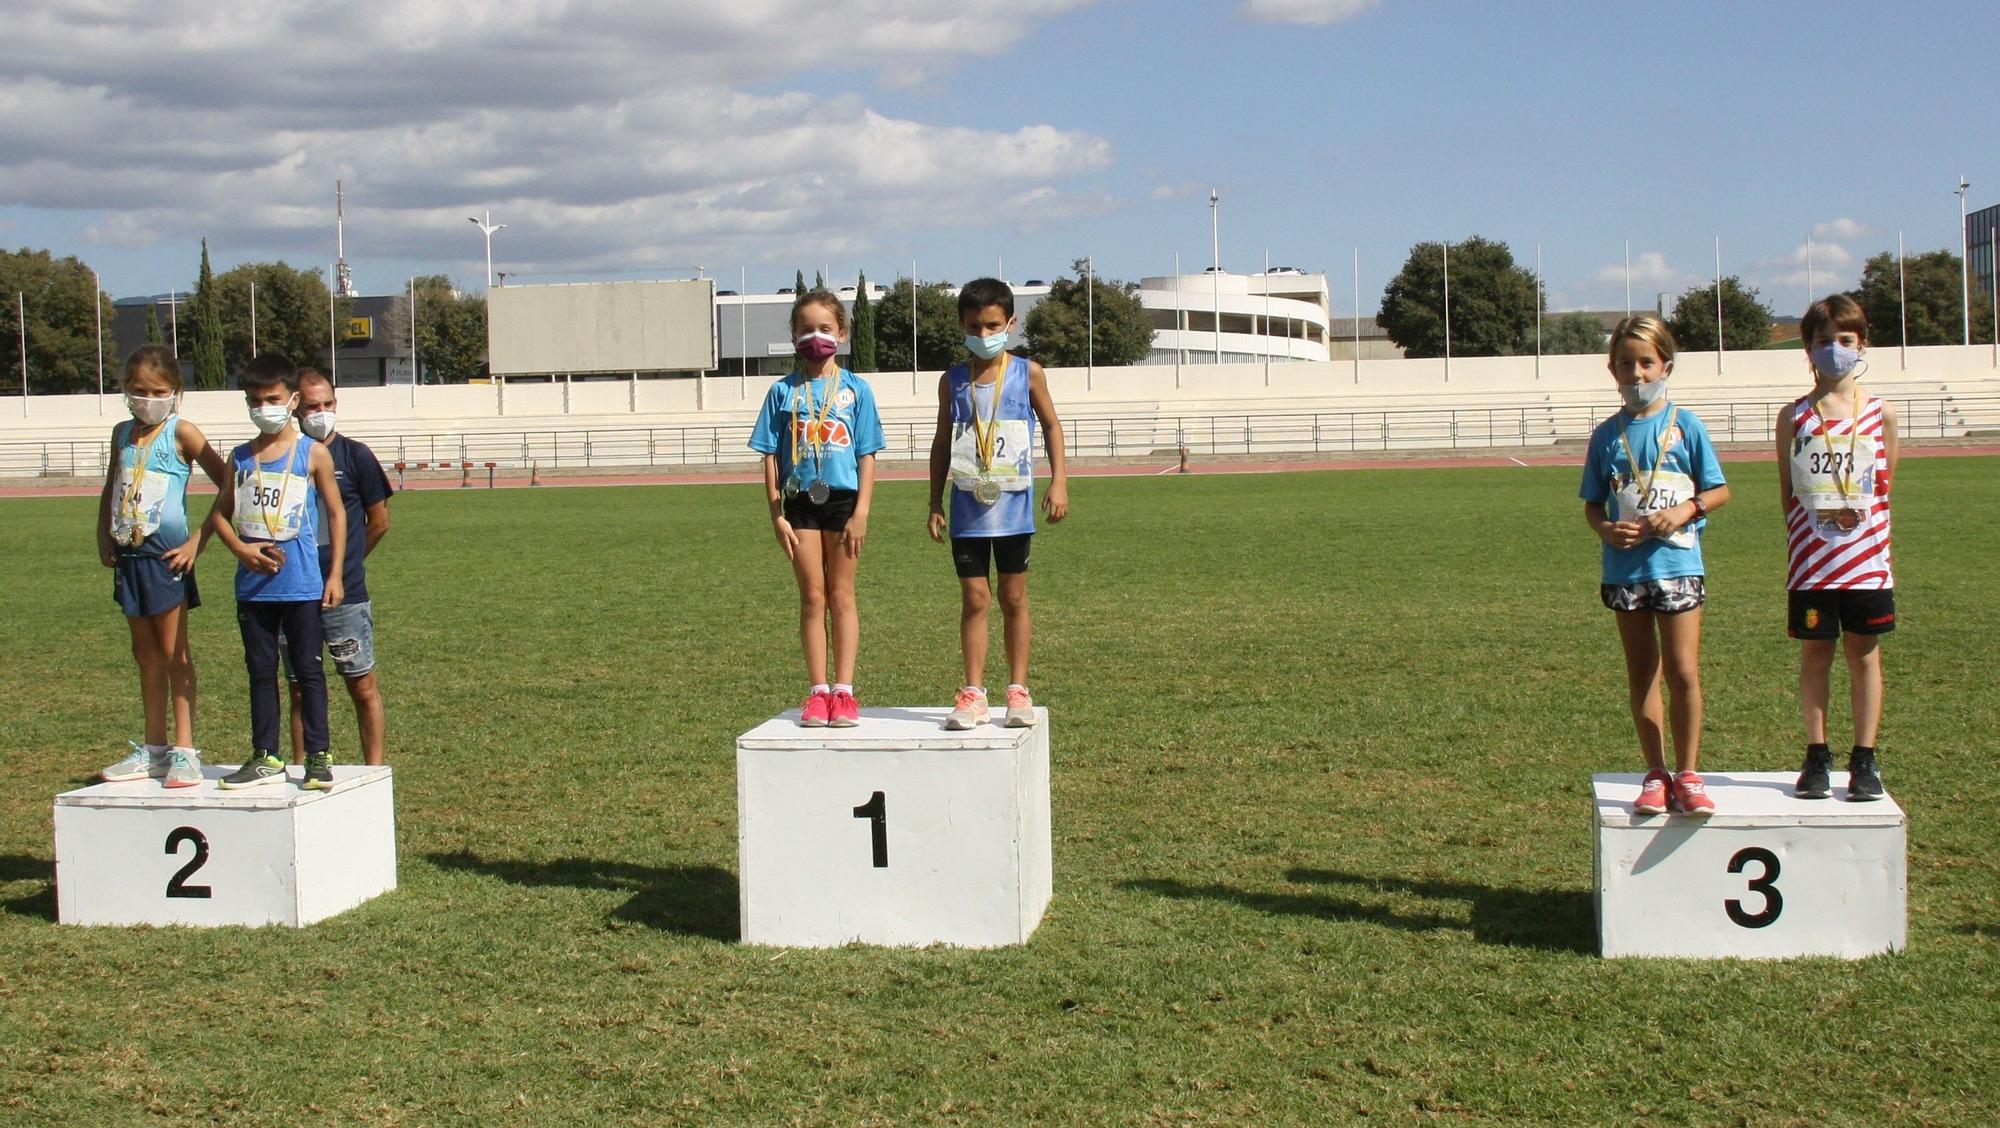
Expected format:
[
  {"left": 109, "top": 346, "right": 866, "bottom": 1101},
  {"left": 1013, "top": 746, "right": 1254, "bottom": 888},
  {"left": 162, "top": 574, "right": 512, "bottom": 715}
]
[
  {"left": 230, "top": 437, "right": 324, "bottom": 602},
  {"left": 946, "top": 356, "right": 1037, "bottom": 538}
]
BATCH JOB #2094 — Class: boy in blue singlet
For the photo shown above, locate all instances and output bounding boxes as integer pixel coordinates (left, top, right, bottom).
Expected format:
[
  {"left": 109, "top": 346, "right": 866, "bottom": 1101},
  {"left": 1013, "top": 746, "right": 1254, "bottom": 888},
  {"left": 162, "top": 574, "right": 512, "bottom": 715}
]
[
  {"left": 205, "top": 354, "right": 348, "bottom": 790},
  {"left": 927, "top": 278, "right": 1068, "bottom": 729}
]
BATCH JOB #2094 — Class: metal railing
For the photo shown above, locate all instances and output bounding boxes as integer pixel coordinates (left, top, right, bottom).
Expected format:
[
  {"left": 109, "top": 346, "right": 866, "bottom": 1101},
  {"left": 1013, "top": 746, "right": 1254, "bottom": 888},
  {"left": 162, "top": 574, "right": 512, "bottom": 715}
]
[{"left": 4, "top": 394, "right": 1992, "bottom": 478}]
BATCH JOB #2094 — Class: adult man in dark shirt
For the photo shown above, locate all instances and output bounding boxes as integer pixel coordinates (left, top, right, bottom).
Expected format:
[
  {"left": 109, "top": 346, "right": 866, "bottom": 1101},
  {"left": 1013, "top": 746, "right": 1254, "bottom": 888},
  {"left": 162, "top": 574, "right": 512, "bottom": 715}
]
[{"left": 285, "top": 367, "right": 394, "bottom": 765}]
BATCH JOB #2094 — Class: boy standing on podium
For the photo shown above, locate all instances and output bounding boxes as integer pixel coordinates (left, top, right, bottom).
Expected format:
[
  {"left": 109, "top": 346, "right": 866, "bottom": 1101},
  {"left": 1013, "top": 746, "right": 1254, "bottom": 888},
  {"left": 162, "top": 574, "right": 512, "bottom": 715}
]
[{"left": 927, "top": 278, "right": 1068, "bottom": 730}]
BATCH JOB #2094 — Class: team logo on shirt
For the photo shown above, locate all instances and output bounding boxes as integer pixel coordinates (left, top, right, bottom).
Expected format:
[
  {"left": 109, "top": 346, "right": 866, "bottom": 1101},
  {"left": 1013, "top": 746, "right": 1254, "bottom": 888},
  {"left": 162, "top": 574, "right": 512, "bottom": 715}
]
[
  {"left": 794, "top": 418, "right": 852, "bottom": 447},
  {"left": 836, "top": 388, "right": 856, "bottom": 408},
  {"left": 1804, "top": 608, "right": 1821, "bottom": 630}
]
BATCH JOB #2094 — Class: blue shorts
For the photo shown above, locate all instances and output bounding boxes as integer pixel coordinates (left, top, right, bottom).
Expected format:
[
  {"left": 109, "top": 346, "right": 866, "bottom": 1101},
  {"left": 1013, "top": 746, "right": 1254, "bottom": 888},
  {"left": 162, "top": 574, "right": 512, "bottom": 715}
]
[
  {"left": 282, "top": 600, "right": 376, "bottom": 681},
  {"left": 112, "top": 553, "right": 201, "bottom": 618}
]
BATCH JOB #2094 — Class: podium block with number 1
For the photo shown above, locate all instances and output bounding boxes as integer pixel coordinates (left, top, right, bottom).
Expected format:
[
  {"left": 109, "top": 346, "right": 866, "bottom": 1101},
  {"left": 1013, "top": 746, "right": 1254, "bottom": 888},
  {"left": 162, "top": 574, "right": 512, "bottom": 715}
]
[{"left": 736, "top": 707, "right": 1052, "bottom": 948}]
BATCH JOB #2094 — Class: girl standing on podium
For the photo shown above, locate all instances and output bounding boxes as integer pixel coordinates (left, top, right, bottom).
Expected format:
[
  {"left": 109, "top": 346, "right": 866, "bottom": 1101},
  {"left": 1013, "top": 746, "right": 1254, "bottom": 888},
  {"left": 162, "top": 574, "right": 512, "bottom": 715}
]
[
  {"left": 96, "top": 346, "right": 233, "bottom": 788},
  {"left": 748, "top": 289, "right": 885, "bottom": 728},
  {"left": 1777, "top": 295, "right": 1898, "bottom": 801},
  {"left": 1580, "top": 316, "right": 1731, "bottom": 816}
]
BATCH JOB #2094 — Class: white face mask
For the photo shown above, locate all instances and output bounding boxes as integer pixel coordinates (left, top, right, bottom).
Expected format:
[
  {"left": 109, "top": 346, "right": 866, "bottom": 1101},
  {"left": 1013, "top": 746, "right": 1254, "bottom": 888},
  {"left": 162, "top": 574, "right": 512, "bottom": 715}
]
[
  {"left": 126, "top": 393, "right": 174, "bottom": 426},
  {"left": 300, "top": 410, "right": 336, "bottom": 440},
  {"left": 249, "top": 399, "right": 297, "bottom": 435},
  {"left": 1619, "top": 377, "right": 1668, "bottom": 413}
]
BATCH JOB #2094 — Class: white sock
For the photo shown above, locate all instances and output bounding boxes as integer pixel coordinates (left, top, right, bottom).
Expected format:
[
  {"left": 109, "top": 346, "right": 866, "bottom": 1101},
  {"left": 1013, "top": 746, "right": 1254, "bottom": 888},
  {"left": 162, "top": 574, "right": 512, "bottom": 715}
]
[
  {"left": 144, "top": 743, "right": 168, "bottom": 754},
  {"left": 964, "top": 685, "right": 987, "bottom": 697},
  {"left": 833, "top": 683, "right": 854, "bottom": 696},
  {"left": 171, "top": 745, "right": 197, "bottom": 756},
  {"left": 1007, "top": 683, "right": 1027, "bottom": 694},
  {"left": 810, "top": 683, "right": 830, "bottom": 696}
]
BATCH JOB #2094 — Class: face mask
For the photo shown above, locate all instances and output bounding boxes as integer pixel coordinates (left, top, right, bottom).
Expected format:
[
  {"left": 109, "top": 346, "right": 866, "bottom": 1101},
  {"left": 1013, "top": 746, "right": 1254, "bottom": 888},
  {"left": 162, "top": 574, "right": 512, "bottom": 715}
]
[
  {"left": 1809, "top": 341, "right": 1862, "bottom": 383},
  {"left": 126, "top": 393, "right": 174, "bottom": 426},
  {"left": 1619, "top": 377, "right": 1668, "bottom": 413},
  {"left": 964, "top": 330, "right": 1009, "bottom": 359},
  {"left": 795, "top": 331, "right": 840, "bottom": 362},
  {"left": 249, "top": 399, "right": 297, "bottom": 435},
  {"left": 300, "top": 410, "right": 336, "bottom": 440}
]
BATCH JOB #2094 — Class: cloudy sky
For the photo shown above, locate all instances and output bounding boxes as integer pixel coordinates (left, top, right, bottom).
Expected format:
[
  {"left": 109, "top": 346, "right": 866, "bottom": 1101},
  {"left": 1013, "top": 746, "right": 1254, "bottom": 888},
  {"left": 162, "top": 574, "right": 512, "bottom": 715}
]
[{"left": 1, "top": 0, "right": 1991, "bottom": 312}]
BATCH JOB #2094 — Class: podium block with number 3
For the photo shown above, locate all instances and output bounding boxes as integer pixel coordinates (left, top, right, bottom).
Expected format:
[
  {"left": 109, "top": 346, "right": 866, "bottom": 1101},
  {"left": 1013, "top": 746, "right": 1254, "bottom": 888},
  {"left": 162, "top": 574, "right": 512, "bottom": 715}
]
[
  {"left": 1593, "top": 772, "right": 1905, "bottom": 959},
  {"left": 54, "top": 766, "right": 397, "bottom": 927},
  {"left": 736, "top": 707, "right": 1052, "bottom": 948}
]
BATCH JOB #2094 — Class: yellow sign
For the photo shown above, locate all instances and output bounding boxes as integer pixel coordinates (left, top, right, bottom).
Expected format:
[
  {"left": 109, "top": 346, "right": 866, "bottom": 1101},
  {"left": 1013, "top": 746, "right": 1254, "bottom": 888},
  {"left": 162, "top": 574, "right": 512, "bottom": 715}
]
[{"left": 341, "top": 316, "right": 373, "bottom": 341}]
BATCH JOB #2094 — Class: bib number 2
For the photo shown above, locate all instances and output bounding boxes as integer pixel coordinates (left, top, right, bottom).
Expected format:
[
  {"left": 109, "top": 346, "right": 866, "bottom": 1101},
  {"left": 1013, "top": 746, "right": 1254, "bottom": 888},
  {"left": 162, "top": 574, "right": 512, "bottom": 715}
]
[{"left": 1724, "top": 846, "right": 1781, "bottom": 928}]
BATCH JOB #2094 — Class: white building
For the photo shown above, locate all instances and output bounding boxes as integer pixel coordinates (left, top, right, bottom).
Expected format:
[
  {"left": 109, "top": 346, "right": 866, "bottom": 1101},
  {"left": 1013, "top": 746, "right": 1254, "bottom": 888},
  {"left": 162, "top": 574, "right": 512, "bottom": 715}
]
[{"left": 1138, "top": 270, "right": 1335, "bottom": 365}]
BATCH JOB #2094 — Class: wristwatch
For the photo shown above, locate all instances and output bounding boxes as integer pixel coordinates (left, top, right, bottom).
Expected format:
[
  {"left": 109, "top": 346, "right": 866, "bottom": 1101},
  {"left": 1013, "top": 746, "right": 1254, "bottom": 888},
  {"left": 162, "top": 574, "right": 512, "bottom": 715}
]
[{"left": 1689, "top": 494, "right": 1707, "bottom": 519}]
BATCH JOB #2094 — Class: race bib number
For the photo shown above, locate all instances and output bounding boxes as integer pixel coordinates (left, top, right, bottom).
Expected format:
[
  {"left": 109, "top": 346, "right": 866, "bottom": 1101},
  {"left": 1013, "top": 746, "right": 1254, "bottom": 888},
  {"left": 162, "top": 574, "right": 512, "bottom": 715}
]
[
  {"left": 1791, "top": 431, "right": 1877, "bottom": 512},
  {"left": 1615, "top": 469, "right": 1697, "bottom": 549},
  {"left": 234, "top": 466, "right": 309, "bottom": 543},
  {"left": 110, "top": 463, "right": 170, "bottom": 541},
  {"left": 949, "top": 420, "right": 1033, "bottom": 491}
]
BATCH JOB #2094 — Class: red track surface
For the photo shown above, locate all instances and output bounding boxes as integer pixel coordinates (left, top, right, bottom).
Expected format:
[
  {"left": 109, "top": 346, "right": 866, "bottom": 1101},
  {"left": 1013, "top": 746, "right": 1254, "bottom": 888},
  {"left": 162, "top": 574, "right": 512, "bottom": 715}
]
[{"left": 7, "top": 444, "right": 1997, "bottom": 498}]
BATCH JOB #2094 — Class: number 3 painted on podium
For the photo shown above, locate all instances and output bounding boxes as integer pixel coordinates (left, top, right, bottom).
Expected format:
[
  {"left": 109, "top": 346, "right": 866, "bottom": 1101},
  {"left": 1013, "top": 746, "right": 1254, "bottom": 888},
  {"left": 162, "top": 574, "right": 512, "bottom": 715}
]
[
  {"left": 1725, "top": 846, "right": 1782, "bottom": 928},
  {"left": 165, "top": 826, "right": 213, "bottom": 899},
  {"left": 852, "top": 791, "right": 887, "bottom": 868}
]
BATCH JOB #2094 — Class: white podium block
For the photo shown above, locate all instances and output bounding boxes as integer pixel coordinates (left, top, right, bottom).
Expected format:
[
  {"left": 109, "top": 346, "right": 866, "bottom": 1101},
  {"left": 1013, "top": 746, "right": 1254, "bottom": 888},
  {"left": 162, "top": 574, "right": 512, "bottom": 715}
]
[
  {"left": 1594, "top": 772, "right": 1905, "bottom": 959},
  {"left": 54, "top": 766, "right": 397, "bottom": 928},
  {"left": 736, "top": 706, "right": 1052, "bottom": 948}
]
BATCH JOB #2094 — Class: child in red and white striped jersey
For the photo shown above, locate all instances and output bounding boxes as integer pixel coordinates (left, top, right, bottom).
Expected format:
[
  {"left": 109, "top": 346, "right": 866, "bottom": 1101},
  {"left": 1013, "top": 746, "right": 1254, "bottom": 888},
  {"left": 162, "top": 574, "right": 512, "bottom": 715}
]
[{"left": 1775, "top": 294, "right": 1900, "bottom": 802}]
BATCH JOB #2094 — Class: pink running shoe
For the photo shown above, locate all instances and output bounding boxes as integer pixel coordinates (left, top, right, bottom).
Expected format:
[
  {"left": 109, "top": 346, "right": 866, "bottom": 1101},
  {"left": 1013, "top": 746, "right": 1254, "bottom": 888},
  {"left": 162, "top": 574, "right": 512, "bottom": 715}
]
[
  {"left": 1633, "top": 770, "right": 1671, "bottom": 815},
  {"left": 1004, "top": 685, "right": 1037, "bottom": 728},
  {"left": 829, "top": 689, "right": 860, "bottom": 727},
  {"left": 798, "top": 690, "right": 832, "bottom": 728},
  {"left": 1670, "top": 770, "right": 1715, "bottom": 815},
  {"left": 945, "top": 687, "right": 989, "bottom": 731}
]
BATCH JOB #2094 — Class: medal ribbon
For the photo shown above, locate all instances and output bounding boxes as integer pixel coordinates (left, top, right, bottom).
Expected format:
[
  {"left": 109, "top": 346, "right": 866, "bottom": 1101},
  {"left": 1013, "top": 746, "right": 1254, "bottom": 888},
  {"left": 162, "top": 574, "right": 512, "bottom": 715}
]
[
  {"left": 971, "top": 361, "right": 1007, "bottom": 474},
  {"left": 1808, "top": 391, "right": 1863, "bottom": 511},
  {"left": 1617, "top": 404, "right": 1680, "bottom": 514},
  {"left": 790, "top": 371, "right": 841, "bottom": 486},
  {"left": 252, "top": 435, "right": 299, "bottom": 541},
  {"left": 120, "top": 419, "right": 168, "bottom": 540}
]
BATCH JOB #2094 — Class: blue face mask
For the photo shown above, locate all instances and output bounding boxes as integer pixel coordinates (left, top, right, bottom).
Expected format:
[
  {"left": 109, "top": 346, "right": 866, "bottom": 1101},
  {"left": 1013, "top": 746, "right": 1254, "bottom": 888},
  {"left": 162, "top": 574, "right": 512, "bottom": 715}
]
[
  {"left": 964, "top": 330, "right": 1009, "bottom": 359},
  {"left": 1809, "top": 341, "right": 1862, "bottom": 383}
]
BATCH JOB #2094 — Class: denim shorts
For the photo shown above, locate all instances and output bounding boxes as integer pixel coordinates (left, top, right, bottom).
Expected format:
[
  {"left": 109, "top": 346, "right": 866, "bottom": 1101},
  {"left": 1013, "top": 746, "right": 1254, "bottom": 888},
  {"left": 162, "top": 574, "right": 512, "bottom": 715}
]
[{"left": 282, "top": 600, "right": 375, "bottom": 681}]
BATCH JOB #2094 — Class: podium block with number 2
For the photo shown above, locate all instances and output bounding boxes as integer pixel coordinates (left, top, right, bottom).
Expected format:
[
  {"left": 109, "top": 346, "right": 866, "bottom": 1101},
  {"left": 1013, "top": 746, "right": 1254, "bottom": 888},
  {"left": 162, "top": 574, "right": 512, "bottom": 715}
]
[
  {"left": 54, "top": 766, "right": 397, "bottom": 928},
  {"left": 736, "top": 707, "right": 1052, "bottom": 948},
  {"left": 1594, "top": 772, "right": 1906, "bottom": 959}
]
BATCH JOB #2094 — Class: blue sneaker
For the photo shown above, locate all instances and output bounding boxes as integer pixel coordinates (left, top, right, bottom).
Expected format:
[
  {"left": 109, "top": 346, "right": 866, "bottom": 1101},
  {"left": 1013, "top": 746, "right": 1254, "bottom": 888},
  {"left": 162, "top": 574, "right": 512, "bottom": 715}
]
[{"left": 100, "top": 741, "right": 167, "bottom": 782}]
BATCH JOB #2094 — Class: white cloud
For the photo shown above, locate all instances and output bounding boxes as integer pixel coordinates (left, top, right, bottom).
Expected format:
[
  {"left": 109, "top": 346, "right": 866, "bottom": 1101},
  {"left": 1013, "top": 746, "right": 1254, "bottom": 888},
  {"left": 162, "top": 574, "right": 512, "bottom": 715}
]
[
  {"left": 1149, "top": 181, "right": 1207, "bottom": 201},
  {"left": 1750, "top": 235, "right": 1859, "bottom": 292},
  {"left": 1240, "top": 0, "right": 1381, "bottom": 25},
  {"left": 1811, "top": 217, "right": 1869, "bottom": 241},
  {"left": 1590, "top": 251, "right": 1696, "bottom": 292},
  {"left": 0, "top": 1, "right": 1112, "bottom": 282}
]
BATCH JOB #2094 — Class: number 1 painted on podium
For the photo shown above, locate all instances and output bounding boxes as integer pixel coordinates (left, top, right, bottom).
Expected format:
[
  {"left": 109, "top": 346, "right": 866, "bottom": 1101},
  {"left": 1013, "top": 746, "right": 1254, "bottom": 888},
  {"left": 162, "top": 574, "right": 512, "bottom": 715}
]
[{"left": 852, "top": 791, "right": 887, "bottom": 868}]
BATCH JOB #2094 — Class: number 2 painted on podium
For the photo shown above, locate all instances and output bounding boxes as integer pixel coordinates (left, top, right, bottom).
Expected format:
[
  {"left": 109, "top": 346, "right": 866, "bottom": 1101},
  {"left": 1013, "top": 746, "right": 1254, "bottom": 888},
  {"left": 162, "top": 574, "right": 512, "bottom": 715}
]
[
  {"left": 852, "top": 791, "right": 887, "bottom": 868},
  {"left": 164, "top": 826, "right": 213, "bottom": 899},
  {"left": 1725, "top": 846, "right": 1781, "bottom": 928}
]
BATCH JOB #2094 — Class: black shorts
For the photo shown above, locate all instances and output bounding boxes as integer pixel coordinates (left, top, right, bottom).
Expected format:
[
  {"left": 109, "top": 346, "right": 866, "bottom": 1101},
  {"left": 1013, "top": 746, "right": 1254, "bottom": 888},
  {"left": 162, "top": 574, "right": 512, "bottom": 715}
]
[
  {"left": 783, "top": 488, "right": 857, "bottom": 532},
  {"left": 1789, "top": 588, "right": 1897, "bottom": 640},
  {"left": 112, "top": 553, "right": 201, "bottom": 618},
  {"left": 953, "top": 534, "right": 1032, "bottom": 579}
]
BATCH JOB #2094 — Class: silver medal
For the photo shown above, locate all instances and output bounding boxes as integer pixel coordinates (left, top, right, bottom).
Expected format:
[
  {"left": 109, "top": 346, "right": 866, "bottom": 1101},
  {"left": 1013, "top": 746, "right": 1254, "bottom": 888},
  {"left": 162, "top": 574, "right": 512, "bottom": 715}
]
[
  {"left": 808, "top": 481, "right": 831, "bottom": 505},
  {"left": 971, "top": 476, "right": 1002, "bottom": 506}
]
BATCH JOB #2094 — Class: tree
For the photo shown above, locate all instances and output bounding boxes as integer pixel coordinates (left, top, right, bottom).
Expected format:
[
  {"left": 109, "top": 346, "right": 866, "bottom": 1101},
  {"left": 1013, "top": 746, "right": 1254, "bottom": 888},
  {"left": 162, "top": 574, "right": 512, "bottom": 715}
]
[
  {"left": 1378, "top": 236, "right": 1539, "bottom": 358},
  {"left": 0, "top": 247, "right": 114, "bottom": 395},
  {"left": 145, "top": 303, "right": 163, "bottom": 346},
  {"left": 1021, "top": 258, "right": 1154, "bottom": 367},
  {"left": 1539, "top": 311, "right": 1607, "bottom": 356},
  {"left": 190, "top": 239, "right": 226, "bottom": 388},
  {"left": 214, "top": 262, "right": 338, "bottom": 375},
  {"left": 387, "top": 275, "right": 487, "bottom": 384},
  {"left": 793, "top": 269, "right": 806, "bottom": 297},
  {"left": 851, "top": 270, "right": 877, "bottom": 372},
  {"left": 1850, "top": 249, "right": 1996, "bottom": 346},
  {"left": 1667, "top": 276, "right": 1773, "bottom": 351},
  {"left": 873, "top": 276, "right": 962, "bottom": 372}
]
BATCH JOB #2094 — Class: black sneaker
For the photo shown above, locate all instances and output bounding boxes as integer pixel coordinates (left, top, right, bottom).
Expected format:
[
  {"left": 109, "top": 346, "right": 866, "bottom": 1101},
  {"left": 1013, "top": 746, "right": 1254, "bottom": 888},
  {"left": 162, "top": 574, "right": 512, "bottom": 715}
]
[
  {"left": 1796, "top": 747, "right": 1833, "bottom": 799},
  {"left": 219, "top": 751, "right": 287, "bottom": 789},
  {"left": 1846, "top": 749, "right": 1884, "bottom": 802},
  {"left": 302, "top": 750, "right": 334, "bottom": 791}
]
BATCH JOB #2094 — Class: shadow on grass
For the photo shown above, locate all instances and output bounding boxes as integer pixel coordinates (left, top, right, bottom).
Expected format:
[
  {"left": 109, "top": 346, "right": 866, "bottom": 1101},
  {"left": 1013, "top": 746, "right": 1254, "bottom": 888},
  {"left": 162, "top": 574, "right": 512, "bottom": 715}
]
[
  {"left": 1121, "top": 867, "right": 1593, "bottom": 954},
  {"left": 423, "top": 851, "right": 738, "bottom": 941},
  {"left": 0, "top": 855, "right": 57, "bottom": 921}
]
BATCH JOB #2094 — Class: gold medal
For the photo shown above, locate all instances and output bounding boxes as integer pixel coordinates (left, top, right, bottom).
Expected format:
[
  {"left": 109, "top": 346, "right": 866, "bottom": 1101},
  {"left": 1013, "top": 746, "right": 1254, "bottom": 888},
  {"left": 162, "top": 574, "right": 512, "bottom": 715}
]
[{"left": 971, "top": 476, "right": 1002, "bottom": 506}]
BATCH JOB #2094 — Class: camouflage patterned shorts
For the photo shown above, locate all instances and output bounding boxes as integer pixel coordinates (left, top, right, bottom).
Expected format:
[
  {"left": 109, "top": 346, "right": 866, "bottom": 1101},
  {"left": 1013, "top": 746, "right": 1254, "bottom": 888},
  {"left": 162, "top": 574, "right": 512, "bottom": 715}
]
[{"left": 1600, "top": 576, "right": 1705, "bottom": 614}]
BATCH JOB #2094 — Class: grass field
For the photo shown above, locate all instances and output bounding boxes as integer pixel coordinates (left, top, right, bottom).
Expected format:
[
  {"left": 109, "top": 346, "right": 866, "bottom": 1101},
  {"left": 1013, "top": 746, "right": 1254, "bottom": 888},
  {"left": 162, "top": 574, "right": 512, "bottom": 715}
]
[{"left": 2, "top": 457, "right": 1997, "bottom": 1125}]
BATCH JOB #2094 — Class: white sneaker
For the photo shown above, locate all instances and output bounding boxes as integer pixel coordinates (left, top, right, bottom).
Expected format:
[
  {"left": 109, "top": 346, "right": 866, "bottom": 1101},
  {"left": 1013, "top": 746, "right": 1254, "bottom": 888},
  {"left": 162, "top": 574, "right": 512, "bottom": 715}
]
[
  {"left": 100, "top": 741, "right": 167, "bottom": 782},
  {"left": 944, "top": 687, "right": 989, "bottom": 730},
  {"left": 1004, "top": 686, "right": 1037, "bottom": 728},
  {"left": 163, "top": 747, "right": 204, "bottom": 789}
]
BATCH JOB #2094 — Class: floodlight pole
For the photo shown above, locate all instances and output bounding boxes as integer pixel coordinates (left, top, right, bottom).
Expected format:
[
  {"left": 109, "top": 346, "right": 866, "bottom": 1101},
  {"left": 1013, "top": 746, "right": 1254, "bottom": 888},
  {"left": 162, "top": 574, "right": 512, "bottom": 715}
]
[
  {"left": 326, "top": 265, "right": 338, "bottom": 385},
  {"left": 1714, "top": 237, "right": 1724, "bottom": 375},
  {"left": 1172, "top": 251, "right": 1182, "bottom": 388},
  {"left": 1262, "top": 248, "right": 1271, "bottom": 385},
  {"left": 408, "top": 276, "right": 418, "bottom": 408},
  {"left": 93, "top": 270, "right": 105, "bottom": 411},
  {"left": 1957, "top": 176, "right": 1972, "bottom": 346},
  {"left": 469, "top": 210, "right": 505, "bottom": 289},
  {"left": 250, "top": 280, "right": 258, "bottom": 357},
  {"left": 1441, "top": 240, "right": 1451, "bottom": 383},
  {"left": 16, "top": 291, "right": 25, "bottom": 415},
  {"left": 1352, "top": 247, "right": 1360, "bottom": 384},
  {"left": 1898, "top": 230, "right": 1908, "bottom": 369},
  {"left": 1624, "top": 240, "right": 1632, "bottom": 317},
  {"left": 1210, "top": 189, "right": 1221, "bottom": 364},
  {"left": 1806, "top": 232, "right": 1815, "bottom": 303},
  {"left": 1534, "top": 242, "right": 1542, "bottom": 381}
]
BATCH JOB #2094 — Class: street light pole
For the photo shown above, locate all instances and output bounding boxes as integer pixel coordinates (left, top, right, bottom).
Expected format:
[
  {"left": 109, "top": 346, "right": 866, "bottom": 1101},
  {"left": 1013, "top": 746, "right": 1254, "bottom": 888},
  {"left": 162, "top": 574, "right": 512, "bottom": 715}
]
[
  {"left": 1210, "top": 189, "right": 1221, "bottom": 364},
  {"left": 1957, "top": 176, "right": 1972, "bottom": 346},
  {"left": 469, "top": 210, "right": 506, "bottom": 289},
  {"left": 93, "top": 269, "right": 105, "bottom": 410}
]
